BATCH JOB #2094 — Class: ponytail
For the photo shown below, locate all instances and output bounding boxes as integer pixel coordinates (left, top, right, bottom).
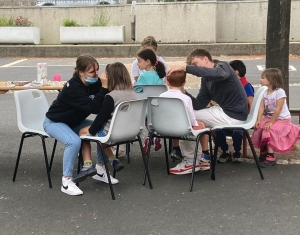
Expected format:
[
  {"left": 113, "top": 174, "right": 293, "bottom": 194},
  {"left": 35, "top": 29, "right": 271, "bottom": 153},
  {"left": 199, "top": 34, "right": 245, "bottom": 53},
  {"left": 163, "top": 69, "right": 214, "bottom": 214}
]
[
  {"left": 137, "top": 48, "right": 166, "bottom": 79},
  {"left": 155, "top": 61, "right": 166, "bottom": 78}
]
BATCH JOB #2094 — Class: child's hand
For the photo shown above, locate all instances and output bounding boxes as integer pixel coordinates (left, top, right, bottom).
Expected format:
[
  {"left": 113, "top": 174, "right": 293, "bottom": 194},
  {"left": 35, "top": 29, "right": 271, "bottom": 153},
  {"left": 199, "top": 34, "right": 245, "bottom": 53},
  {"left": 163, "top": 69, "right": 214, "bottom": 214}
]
[
  {"left": 100, "top": 73, "right": 108, "bottom": 88},
  {"left": 167, "top": 65, "right": 186, "bottom": 76},
  {"left": 254, "top": 121, "right": 260, "bottom": 129},
  {"left": 263, "top": 122, "right": 272, "bottom": 131}
]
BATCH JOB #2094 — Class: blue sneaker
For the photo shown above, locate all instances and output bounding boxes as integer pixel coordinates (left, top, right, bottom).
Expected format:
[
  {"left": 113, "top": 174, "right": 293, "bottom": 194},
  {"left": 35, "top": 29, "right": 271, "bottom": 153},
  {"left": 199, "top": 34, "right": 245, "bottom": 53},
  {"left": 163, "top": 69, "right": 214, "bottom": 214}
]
[
  {"left": 170, "top": 148, "right": 183, "bottom": 161},
  {"left": 73, "top": 165, "right": 97, "bottom": 183},
  {"left": 200, "top": 153, "right": 211, "bottom": 163}
]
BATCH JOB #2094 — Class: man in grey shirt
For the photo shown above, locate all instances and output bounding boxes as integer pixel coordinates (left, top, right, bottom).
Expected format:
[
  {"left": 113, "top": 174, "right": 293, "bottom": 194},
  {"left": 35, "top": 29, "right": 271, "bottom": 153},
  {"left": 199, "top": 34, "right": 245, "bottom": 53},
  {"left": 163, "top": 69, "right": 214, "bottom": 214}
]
[{"left": 167, "top": 48, "right": 248, "bottom": 174}]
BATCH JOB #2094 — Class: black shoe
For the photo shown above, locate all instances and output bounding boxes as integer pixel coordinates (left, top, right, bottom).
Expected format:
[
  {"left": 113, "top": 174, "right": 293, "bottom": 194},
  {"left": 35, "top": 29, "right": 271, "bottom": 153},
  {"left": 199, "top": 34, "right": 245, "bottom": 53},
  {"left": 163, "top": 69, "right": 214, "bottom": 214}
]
[
  {"left": 218, "top": 152, "right": 231, "bottom": 163},
  {"left": 258, "top": 154, "right": 267, "bottom": 162},
  {"left": 232, "top": 152, "right": 242, "bottom": 163},
  {"left": 112, "top": 159, "right": 124, "bottom": 172},
  {"left": 73, "top": 165, "right": 97, "bottom": 183}
]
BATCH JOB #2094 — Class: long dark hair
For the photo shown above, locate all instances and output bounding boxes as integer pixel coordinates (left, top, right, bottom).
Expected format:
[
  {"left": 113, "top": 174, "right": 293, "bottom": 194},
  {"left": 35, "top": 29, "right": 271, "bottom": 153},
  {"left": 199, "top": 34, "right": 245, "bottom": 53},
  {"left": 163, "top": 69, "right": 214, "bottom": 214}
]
[{"left": 137, "top": 48, "right": 166, "bottom": 79}]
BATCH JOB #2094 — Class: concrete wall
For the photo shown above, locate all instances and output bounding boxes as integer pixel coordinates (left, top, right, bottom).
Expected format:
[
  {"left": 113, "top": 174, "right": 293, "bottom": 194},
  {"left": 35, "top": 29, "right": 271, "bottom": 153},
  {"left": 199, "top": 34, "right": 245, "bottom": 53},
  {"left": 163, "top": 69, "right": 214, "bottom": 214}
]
[
  {"left": 0, "top": 1, "right": 300, "bottom": 45},
  {"left": 135, "top": 2, "right": 216, "bottom": 43},
  {"left": 215, "top": 1, "right": 268, "bottom": 43}
]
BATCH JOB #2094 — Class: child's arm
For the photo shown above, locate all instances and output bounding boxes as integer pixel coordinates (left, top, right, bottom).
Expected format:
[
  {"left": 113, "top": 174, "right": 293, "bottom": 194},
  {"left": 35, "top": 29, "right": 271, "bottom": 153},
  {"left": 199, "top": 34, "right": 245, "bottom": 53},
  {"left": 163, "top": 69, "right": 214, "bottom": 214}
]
[
  {"left": 247, "top": 96, "right": 254, "bottom": 109},
  {"left": 254, "top": 99, "right": 265, "bottom": 129},
  {"left": 135, "top": 74, "right": 146, "bottom": 85},
  {"left": 192, "top": 121, "right": 205, "bottom": 130},
  {"left": 264, "top": 97, "right": 285, "bottom": 130},
  {"left": 88, "top": 95, "right": 115, "bottom": 136}
]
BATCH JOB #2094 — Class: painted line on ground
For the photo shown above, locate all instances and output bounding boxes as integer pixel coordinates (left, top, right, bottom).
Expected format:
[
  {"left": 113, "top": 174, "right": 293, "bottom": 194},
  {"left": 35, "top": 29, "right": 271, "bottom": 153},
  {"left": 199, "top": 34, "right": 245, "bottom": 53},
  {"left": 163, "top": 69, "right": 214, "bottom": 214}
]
[
  {"left": 257, "top": 65, "right": 297, "bottom": 71},
  {"left": 1, "top": 59, "right": 28, "bottom": 68},
  {"left": 0, "top": 64, "right": 120, "bottom": 68}
]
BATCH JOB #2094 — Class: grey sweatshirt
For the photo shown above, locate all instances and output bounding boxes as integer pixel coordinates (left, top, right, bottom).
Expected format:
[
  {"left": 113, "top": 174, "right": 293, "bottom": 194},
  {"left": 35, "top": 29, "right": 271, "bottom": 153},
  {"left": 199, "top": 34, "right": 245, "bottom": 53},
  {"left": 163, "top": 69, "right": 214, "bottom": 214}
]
[{"left": 185, "top": 61, "right": 248, "bottom": 121}]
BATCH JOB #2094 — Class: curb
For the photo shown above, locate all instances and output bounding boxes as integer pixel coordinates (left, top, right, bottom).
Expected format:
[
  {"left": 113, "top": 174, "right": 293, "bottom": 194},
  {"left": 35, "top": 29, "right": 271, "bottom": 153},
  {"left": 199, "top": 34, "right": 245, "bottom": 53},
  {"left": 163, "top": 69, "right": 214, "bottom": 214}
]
[{"left": 1, "top": 43, "right": 300, "bottom": 58}]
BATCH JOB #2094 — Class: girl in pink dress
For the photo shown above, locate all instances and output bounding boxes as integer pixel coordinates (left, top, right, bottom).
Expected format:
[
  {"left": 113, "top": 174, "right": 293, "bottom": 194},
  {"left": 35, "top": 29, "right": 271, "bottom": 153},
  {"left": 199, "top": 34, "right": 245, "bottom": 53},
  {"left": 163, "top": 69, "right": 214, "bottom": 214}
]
[{"left": 251, "top": 68, "right": 300, "bottom": 168}]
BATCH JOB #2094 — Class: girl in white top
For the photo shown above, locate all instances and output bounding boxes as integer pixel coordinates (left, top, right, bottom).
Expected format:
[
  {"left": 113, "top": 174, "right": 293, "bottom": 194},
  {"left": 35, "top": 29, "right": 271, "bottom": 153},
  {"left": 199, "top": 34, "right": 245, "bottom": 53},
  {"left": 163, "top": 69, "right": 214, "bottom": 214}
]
[
  {"left": 131, "top": 35, "right": 167, "bottom": 84},
  {"left": 251, "top": 68, "right": 300, "bottom": 168}
]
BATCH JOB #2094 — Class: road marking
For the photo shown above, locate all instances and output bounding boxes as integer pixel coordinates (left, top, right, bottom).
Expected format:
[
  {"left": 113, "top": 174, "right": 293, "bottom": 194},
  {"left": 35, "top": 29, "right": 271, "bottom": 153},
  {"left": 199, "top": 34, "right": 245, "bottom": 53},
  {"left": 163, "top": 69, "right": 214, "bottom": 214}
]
[
  {"left": 257, "top": 65, "right": 297, "bottom": 71},
  {"left": 0, "top": 63, "right": 114, "bottom": 68},
  {"left": 1, "top": 59, "right": 28, "bottom": 68}
]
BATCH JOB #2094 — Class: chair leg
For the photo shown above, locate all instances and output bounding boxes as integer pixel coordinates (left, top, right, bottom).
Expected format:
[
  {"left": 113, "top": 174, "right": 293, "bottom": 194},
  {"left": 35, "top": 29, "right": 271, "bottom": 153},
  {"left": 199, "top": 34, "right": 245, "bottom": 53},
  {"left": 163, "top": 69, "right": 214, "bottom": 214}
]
[
  {"left": 13, "top": 133, "right": 26, "bottom": 182},
  {"left": 208, "top": 132, "right": 213, "bottom": 176},
  {"left": 168, "top": 138, "right": 173, "bottom": 155},
  {"left": 211, "top": 130, "right": 219, "bottom": 181},
  {"left": 77, "top": 145, "right": 83, "bottom": 175},
  {"left": 126, "top": 143, "right": 130, "bottom": 163},
  {"left": 115, "top": 144, "right": 119, "bottom": 160},
  {"left": 98, "top": 142, "right": 115, "bottom": 200},
  {"left": 164, "top": 138, "right": 170, "bottom": 175},
  {"left": 190, "top": 136, "right": 201, "bottom": 192},
  {"left": 49, "top": 139, "right": 57, "bottom": 171},
  {"left": 40, "top": 135, "right": 52, "bottom": 188},
  {"left": 244, "top": 131, "right": 264, "bottom": 180},
  {"left": 139, "top": 135, "right": 153, "bottom": 189}
]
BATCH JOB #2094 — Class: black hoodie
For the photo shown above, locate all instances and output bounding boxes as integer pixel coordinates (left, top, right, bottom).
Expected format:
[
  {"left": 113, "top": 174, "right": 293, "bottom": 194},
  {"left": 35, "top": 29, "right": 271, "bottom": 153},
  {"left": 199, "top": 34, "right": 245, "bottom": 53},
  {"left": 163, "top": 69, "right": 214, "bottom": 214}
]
[{"left": 46, "top": 75, "right": 108, "bottom": 127}]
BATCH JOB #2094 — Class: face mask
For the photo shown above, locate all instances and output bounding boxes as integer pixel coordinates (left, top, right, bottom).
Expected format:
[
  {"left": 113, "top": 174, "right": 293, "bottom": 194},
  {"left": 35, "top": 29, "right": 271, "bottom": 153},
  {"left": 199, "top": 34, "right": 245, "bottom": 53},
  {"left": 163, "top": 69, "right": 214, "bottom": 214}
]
[{"left": 85, "top": 77, "right": 98, "bottom": 84}]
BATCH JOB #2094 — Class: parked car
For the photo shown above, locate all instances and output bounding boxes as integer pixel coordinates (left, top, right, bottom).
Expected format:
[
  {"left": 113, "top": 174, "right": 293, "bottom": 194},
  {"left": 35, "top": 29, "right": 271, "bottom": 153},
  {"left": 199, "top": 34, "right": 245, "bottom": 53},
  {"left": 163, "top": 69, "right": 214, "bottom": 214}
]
[{"left": 35, "top": 0, "right": 117, "bottom": 6}]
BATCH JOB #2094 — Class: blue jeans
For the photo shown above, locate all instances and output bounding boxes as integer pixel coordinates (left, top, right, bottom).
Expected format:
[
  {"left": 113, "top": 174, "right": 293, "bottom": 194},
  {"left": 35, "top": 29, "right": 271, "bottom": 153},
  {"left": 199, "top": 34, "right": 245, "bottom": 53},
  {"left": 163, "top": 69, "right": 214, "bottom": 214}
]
[
  {"left": 218, "top": 129, "right": 243, "bottom": 153},
  {"left": 43, "top": 117, "right": 104, "bottom": 177}
]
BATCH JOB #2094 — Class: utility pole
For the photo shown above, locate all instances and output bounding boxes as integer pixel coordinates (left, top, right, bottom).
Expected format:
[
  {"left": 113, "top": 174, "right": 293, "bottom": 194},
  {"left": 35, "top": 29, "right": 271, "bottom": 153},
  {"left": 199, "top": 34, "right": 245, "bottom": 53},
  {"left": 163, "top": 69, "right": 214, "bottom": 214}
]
[{"left": 265, "top": 0, "right": 291, "bottom": 105}]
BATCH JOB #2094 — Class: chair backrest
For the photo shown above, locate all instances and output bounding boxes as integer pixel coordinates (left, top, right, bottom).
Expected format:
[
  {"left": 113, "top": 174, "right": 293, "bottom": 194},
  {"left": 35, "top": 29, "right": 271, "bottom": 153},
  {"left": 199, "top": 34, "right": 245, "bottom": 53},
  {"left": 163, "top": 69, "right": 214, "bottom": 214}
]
[
  {"left": 105, "top": 99, "right": 148, "bottom": 143},
  {"left": 244, "top": 86, "right": 268, "bottom": 129},
  {"left": 133, "top": 84, "right": 168, "bottom": 99},
  {"left": 14, "top": 89, "right": 49, "bottom": 135},
  {"left": 147, "top": 97, "right": 193, "bottom": 137}
]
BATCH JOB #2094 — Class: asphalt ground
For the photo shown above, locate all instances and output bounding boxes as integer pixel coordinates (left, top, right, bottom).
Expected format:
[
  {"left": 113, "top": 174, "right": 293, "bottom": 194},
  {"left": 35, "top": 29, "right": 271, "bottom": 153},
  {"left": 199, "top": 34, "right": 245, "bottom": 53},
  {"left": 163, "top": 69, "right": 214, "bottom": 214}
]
[{"left": 1, "top": 89, "right": 300, "bottom": 234}]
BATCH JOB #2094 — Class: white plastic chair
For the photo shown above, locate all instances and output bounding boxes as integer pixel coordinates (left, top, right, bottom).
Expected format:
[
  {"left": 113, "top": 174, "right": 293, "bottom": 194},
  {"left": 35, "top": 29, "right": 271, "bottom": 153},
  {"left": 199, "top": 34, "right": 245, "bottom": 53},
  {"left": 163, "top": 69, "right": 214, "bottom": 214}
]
[
  {"left": 147, "top": 97, "right": 213, "bottom": 191},
  {"left": 80, "top": 99, "right": 152, "bottom": 200},
  {"left": 211, "top": 86, "right": 268, "bottom": 181},
  {"left": 133, "top": 84, "right": 168, "bottom": 99},
  {"left": 133, "top": 84, "right": 173, "bottom": 153},
  {"left": 13, "top": 89, "right": 57, "bottom": 188}
]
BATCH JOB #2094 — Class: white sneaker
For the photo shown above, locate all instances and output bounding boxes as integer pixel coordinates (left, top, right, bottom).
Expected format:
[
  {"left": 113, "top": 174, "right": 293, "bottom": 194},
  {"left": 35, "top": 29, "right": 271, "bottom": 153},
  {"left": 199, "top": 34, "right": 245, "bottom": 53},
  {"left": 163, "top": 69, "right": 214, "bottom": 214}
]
[
  {"left": 199, "top": 161, "right": 210, "bottom": 171},
  {"left": 92, "top": 164, "right": 119, "bottom": 184},
  {"left": 169, "top": 160, "right": 200, "bottom": 175},
  {"left": 61, "top": 177, "right": 83, "bottom": 196}
]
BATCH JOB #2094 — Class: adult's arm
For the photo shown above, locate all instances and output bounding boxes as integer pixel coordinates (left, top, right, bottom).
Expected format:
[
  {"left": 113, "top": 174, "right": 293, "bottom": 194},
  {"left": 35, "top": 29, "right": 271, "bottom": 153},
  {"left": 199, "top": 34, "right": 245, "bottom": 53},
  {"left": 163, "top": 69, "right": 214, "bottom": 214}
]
[
  {"left": 186, "top": 62, "right": 231, "bottom": 81},
  {"left": 184, "top": 80, "right": 211, "bottom": 110},
  {"left": 60, "top": 80, "right": 109, "bottom": 114},
  {"left": 88, "top": 95, "right": 114, "bottom": 136}
]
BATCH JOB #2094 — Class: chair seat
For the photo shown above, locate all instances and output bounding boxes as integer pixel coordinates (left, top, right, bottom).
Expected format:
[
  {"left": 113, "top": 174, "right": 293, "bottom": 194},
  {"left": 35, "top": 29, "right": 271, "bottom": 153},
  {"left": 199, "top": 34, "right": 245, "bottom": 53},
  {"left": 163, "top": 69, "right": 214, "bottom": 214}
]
[{"left": 13, "top": 89, "right": 57, "bottom": 188}]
